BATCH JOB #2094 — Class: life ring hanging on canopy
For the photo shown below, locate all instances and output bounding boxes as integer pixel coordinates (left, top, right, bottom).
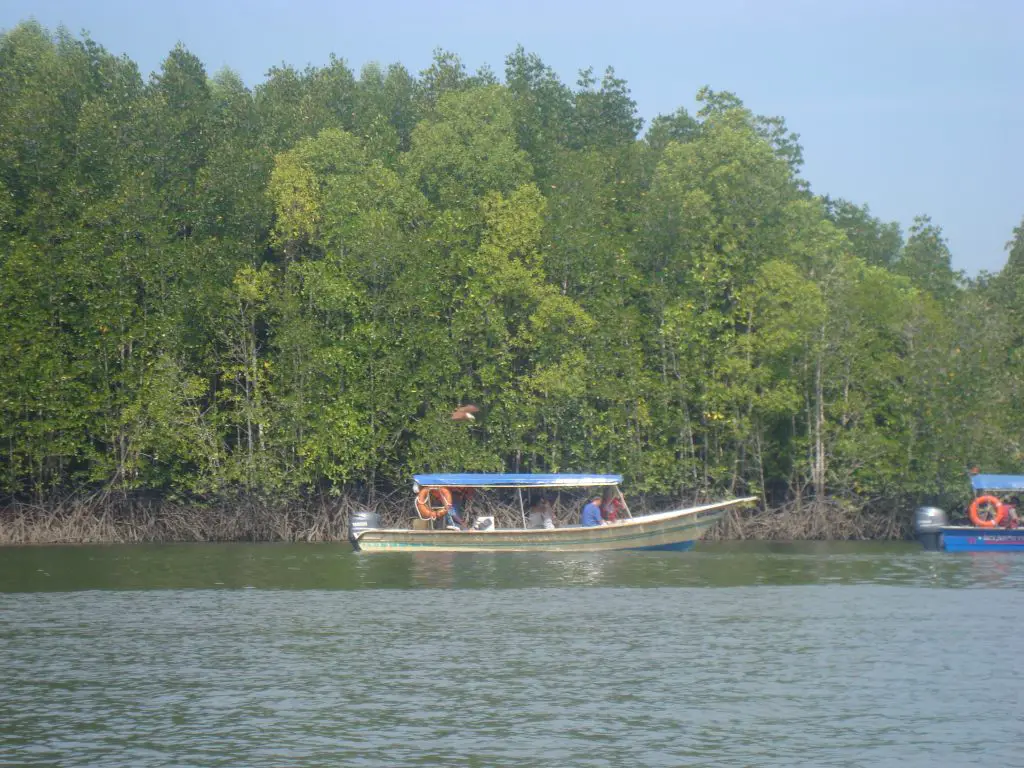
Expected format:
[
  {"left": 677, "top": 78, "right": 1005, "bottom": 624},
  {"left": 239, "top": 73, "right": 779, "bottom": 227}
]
[
  {"left": 416, "top": 487, "right": 453, "bottom": 520},
  {"left": 968, "top": 495, "right": 1007, "bottom": 528}
]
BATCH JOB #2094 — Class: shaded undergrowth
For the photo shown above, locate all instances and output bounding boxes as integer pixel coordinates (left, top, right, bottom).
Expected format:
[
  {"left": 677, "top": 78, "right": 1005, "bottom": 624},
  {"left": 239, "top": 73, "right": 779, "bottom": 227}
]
[{"left": 0, "top": 494, "right": 914, "bottom": 544}]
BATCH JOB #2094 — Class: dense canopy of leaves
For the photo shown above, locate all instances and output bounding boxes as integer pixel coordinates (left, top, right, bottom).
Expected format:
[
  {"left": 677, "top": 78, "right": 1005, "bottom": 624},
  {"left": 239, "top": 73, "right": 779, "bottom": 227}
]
[{"left": 1, "top": 21, "right": 1016, "bottom": 520}]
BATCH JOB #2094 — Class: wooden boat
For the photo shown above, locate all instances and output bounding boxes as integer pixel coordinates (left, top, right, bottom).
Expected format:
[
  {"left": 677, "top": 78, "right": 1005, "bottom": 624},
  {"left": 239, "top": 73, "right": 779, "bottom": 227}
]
[
  {"left": 915, "top": 473, "right": 1024, "bottom": 552},
  {"left": 349, "top": 473, "right": 757, "bottom": 553}
]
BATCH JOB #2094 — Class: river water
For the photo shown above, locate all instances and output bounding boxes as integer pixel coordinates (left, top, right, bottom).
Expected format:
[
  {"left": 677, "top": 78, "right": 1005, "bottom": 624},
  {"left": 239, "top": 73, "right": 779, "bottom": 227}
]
[{"left": 1, "top": 542, "right": 1022, "bottom": 767}]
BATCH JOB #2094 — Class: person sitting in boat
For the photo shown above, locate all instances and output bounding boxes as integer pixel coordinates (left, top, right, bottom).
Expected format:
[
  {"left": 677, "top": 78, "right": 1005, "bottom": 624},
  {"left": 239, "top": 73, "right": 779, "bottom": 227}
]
[
  {"left": 600, "top": 487, "right": 623, "bottom": 523},
  {"left": 445, "top": 489, "right": 472, "bottom": 531},
  {"left": 528, "top": 495, "right": 556, "bottom": 529},
  {"left": 1004, "top": 496, "right": 1020, "bottom": 528},
  {"left": 581, "top": 496, "right": 605, "bottom": 527}
]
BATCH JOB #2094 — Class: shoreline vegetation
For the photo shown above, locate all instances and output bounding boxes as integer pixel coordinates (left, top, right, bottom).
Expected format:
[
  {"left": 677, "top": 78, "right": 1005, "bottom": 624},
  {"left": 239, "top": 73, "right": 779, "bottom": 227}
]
[
  {"left": 0, "top": 496, "right": 908, "bottom": 546},
  {"left": 2, "top": 21, "right": 1023, "bottom": 538}
]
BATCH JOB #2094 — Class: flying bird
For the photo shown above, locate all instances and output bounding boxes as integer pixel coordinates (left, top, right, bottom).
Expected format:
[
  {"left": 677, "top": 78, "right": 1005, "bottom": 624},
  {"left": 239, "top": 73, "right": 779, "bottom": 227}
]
[{"left": 451, "top": 404, "right": 480, "bottom": 421}]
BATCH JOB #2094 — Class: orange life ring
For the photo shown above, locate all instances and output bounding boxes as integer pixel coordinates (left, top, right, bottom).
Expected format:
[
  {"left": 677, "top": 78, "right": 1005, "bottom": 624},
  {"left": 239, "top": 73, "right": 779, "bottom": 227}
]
[
  {"left": 968, "top": 495, "right": 1008, "bottom": 528},
  {"left": 416, "top": 487, "right": 452, "bottom": 520}
]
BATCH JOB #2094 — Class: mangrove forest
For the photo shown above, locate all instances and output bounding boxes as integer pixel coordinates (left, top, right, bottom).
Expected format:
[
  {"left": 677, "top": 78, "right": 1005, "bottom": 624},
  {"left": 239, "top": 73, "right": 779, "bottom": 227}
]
[{"left": 2, "top": 21, "right": 1024, "bottom": 542}]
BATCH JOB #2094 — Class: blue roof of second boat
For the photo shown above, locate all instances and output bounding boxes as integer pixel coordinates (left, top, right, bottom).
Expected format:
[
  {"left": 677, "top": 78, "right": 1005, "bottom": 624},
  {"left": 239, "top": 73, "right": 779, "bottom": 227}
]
[
  {"left": 413, "top": 472, "right": 622, "bottom": 488},
  {"left": 971, "top": 474, "right": 1024, "bottom": 491}
]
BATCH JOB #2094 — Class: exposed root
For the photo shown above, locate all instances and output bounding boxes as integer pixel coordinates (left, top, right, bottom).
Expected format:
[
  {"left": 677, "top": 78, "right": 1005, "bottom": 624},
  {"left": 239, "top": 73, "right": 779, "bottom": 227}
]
[
  {"left": 704, "top": 498, "right": 909, "bottom": 541},
  {"left": 0, "top": 494, "right": 913, "bottom": 545}
]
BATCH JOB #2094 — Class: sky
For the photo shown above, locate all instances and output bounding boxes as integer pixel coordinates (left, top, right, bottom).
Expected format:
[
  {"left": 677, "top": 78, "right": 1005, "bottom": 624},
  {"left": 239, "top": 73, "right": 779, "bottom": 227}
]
[{"left": 3, "top": 0, "right": 1022, "bottom": 275}]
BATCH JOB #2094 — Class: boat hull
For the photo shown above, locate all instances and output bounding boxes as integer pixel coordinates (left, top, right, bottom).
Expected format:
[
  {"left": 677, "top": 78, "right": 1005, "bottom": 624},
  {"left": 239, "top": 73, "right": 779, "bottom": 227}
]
[
  {"left": 938, "top": 526, "right": 1024, "bottom": 552},
  {"left": 350, "top": 498, "right": 754, "bottom": 553}
]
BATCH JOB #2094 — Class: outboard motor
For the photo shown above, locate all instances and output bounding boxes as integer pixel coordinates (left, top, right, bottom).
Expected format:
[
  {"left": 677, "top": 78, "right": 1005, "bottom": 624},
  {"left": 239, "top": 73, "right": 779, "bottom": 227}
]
[
  {"left": 914, "top": 506, "right": 948, "bottom": 551},
  {"left": 349, "top": 509, "right": 381, "bottom": 550}
]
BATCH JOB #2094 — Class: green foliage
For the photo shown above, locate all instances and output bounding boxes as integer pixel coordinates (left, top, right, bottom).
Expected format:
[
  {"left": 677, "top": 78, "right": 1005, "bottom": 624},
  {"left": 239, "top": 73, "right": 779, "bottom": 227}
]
[
  {"left": 404, "top": 85, "right": 532, "bottom": 210},
  {"left": 571, "top": 67, "right": 643, "bottom": 150},
  {"left": 0, "top": 20, "right": 1018, "bottom": 522},
  {"left": 823, "top": 197, "right": 902, "bottom": 269},
  {"left": 894, "top": 215, "right": 962, "bottom": 302}
]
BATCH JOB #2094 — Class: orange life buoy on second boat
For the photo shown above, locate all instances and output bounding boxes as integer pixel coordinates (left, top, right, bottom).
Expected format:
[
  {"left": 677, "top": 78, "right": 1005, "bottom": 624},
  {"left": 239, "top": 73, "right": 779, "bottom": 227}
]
[
  {"left": 968, "top": 495, "right": 1007, "bottom": 528},
  {"left": 416, "top": 487, "right": 452, "bottom": 520}
]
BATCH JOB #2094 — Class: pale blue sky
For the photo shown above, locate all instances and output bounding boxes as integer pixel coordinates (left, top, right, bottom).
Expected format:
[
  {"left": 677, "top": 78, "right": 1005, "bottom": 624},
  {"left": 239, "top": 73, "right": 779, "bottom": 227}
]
[{"left": 4, "top": 0, "right": 1021, "bottom": 274}]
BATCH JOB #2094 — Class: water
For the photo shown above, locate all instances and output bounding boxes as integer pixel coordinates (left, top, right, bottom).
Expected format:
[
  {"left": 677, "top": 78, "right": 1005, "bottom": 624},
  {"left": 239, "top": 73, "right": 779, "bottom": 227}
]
[{"left": 1, "top": 543, "right": 1022, "bottom": 767}]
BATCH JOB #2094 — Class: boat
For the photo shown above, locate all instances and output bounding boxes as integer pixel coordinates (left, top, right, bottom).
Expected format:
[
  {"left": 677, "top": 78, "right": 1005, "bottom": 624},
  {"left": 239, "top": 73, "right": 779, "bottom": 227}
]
[
  {"left": 914, "top": 474, "right": 1024, "bottom": 552},
  {"left": 348, "top": 472, "right": 757, "bottom": 553}
]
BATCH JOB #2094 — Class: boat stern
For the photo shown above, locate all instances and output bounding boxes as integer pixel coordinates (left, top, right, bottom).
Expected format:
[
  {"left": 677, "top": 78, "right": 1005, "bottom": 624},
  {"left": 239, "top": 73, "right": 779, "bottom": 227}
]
[
  {"left": 913, "top": 506, "right": 948, "bottom": 551},
  {"left": 348, "top": 509, "right": 381, "bottom": 551}
]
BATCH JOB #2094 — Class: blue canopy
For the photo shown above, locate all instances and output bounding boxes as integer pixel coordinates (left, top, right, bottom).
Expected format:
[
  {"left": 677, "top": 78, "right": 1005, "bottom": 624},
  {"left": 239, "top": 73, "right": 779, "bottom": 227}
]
[
  {"left": 413, "top": 473, "right": 622, "bottom": 489},
  {"left": 970, "top": 474, "right": 1024, "bottom": 492}
]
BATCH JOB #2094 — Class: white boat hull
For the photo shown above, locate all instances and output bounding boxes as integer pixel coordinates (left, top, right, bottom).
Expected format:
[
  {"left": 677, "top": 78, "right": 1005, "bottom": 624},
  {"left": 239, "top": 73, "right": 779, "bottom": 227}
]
[{"left": 350, "top": 498, "right": 756, "bottom": 553}]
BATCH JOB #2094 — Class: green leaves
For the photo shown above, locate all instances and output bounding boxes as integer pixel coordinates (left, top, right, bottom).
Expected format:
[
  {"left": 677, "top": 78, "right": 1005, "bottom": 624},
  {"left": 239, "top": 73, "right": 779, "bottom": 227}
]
[
  {"left": 1, "top": 21, "right": 1019, "bottom": 523},
  {"left": 894, "top": 215, "right": 962, "bottom": 302},
  {"left": 404, "top": 86, "right": 532, "bottom": 210}
]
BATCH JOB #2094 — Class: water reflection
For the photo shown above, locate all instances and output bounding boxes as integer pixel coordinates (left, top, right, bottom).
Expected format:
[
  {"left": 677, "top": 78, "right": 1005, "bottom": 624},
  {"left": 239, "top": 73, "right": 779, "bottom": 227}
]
[
  {"left": 408, "top": 551, "right": 458, "bottom": 588},
  {"left": 0, "top": 542, "right": 1023, "bottom": 592}
]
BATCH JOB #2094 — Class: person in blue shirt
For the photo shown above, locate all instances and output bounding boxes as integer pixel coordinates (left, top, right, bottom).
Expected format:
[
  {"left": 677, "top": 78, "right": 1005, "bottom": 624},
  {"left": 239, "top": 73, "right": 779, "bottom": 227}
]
[{"left": 581, "top": 496, "right": 605, "bottom": 527}]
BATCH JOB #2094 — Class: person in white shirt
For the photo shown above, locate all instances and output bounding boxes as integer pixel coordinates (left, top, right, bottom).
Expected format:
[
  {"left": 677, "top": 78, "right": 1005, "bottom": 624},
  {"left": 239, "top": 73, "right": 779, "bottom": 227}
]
[{"left": 527, "top": 495, "right": 556, "bottom": 529}]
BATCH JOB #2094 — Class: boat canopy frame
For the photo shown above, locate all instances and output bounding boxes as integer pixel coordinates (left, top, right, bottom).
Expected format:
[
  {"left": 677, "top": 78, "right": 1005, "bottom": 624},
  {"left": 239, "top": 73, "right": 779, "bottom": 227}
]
[{"left": 412, "top": 473, "right": 623, "bottom": 490}]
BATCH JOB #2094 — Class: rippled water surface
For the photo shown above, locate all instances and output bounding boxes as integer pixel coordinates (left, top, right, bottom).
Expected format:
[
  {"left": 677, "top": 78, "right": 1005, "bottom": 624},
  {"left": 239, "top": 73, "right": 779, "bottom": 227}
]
[{"left": 1, "top": 543, "right": 1022, "bottom": 767}]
